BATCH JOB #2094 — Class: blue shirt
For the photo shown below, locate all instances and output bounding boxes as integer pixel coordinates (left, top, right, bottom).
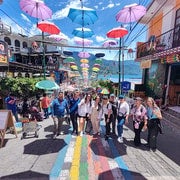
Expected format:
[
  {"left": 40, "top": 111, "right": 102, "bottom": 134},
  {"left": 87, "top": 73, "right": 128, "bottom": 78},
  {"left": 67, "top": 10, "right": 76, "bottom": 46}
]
[
  {"left": 147, "top": 107, "right": 158, "bottom": 120},
  {"left": 51, "top": 98, "right": 69, "bottom": 117},
  {"left": 5, "top": 96, "right": 17, "bottom": 114},
  {"left": 69, "top": 98, "right": 80, "bottom": 114}
]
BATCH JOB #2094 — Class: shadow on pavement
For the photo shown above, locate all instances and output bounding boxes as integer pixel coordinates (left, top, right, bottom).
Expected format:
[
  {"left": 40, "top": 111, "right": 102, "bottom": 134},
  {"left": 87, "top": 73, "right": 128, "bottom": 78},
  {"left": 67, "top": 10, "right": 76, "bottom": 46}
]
[
  {"left": 1, "top": 170, "right": 48, "bottom": 180},
  {"left": 98, "top": 168, "right": 147, "bottom": 180},
  {"left": 44, "top": 124, "right": 71, "bottom": 134},
  {"left": 23, "top": 139, "right": 67, "bottom": 155}
]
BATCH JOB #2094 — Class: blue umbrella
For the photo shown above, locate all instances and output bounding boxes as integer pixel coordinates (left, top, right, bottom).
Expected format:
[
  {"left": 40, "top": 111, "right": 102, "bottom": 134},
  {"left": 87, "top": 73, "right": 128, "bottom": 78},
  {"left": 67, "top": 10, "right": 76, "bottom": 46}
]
[
  {"left": 72, "top": 27, "right": 94, "bottom": 38},
  {"left": 68, "top": 7, "right": 98, "bottom": 26},
  {"left": 35, "top": 80, "right": 60, "bottom": 90}
]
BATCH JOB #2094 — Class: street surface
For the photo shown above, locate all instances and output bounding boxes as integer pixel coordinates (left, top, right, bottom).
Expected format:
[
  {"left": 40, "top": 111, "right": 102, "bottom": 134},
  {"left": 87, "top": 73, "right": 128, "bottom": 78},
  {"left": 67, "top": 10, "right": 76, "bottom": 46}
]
[{"left": 0, "top": 116, "right": 179, "bottom": 180}]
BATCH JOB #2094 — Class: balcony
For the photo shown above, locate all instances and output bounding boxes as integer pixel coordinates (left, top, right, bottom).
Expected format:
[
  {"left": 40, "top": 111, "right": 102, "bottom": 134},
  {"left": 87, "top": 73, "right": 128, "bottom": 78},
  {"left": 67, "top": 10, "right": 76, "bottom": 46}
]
[{"left": 136, "top": 26, "right": 180, "bottom": 61}]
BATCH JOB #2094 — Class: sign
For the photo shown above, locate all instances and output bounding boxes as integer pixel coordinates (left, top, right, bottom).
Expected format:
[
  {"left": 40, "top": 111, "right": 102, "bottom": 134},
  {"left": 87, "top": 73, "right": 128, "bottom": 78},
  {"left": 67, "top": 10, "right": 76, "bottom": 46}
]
[
  {"left": 0, "top": 110, "right": 17, "bottom": 148},
  {"left": 0, "top": 40, "right": 8, "bottom": 66},
  {"left": 121, "top": 81, "right": 131, "bottom": 91},
  {"left": 140, "top": 60, "right": 152, "bottom": 69}
]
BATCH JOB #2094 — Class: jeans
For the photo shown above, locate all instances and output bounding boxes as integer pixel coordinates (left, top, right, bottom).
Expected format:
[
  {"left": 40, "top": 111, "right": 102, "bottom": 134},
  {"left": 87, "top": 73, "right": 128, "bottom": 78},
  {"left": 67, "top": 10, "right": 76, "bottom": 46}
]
[
  {"left": 70, "top": 113, "right": 78, "bottom": 134},
  {"left": 43, "top": 108, "right": 49, "bottom": 118},
  {"left": 117, "top": 117, "right": 125, "bottom": 137}
]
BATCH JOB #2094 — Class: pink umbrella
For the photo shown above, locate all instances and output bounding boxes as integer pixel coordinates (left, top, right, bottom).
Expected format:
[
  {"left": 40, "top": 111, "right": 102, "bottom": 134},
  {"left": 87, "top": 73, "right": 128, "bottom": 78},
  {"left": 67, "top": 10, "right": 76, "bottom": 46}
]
[
  {"left": 80, "top": 63, "right": 89, "bottom": 68},
  {"left": 37, "top": 21, "right": 60, "bottom": 34},
  {"left": 116, "top": 3, "right": 146, "bottom": 30},
  {"left": 78, "top": 51, "right": 90, "bottom": 58},
  {"left": 48, "top": 34, "right": 67, "bottom": 42},
  {"left": 74, "top": 38, "right": 93, "bottom": 46},
  {"left": 93, "top": 64, "right": 101, "bottom": 68},
  {"left": 103, "top": 40, "right": 118, "bottom": 47},
  {"left": 20, "top": 0, "right": 52, "bottom": 20}
]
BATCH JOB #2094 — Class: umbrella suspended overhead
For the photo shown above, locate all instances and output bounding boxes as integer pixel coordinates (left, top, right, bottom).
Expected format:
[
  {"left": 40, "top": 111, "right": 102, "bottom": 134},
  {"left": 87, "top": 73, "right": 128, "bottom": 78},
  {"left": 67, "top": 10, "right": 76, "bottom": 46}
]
[
  {"left": 37, "top": 21, "right": 60, "bottom": 34},
  {"left": 68, "top": 7, "right": 98, "bottom": 26},
  {"left": 116, "top": 3, "right": 146, "bottom": 30},
  {"left": 48, "top": 34, "right": 67, "bottom": 43},
  {"left": 78, "top": 51, "right": 90, "bottom": 58},
  {"left": 106, "top": 27, "right": 128, "bottom": 94},
  {"left": 35, "top": 80, "right": 60, "bottom": 90},
  {"left": 72, "top": 27, "right": 94, "bottom": 38},
  {"left": 103, "top": 40, "right": 118, "bottom": 47},
  {"left": 19, "top": 0, "right": 52, "bottom": 20},
  {"left": 74, "top": 37, "right": 93, "bottom": 46}
]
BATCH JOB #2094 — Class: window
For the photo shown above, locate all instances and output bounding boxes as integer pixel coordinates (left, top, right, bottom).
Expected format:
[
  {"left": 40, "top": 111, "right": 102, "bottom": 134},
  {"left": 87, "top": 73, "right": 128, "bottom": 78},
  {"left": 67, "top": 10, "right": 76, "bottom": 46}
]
[
  {"left": 173, "top": 8, "right": 180, "bottom": 47},
  {"left": 15, "top": 39, "right": 20, "bottom": 52},
  {"left": 4, "top": 37, "right": 11, "bottom": 45},
  {"left": 22, "top": 41, "right": 28, "bottom": 48}
]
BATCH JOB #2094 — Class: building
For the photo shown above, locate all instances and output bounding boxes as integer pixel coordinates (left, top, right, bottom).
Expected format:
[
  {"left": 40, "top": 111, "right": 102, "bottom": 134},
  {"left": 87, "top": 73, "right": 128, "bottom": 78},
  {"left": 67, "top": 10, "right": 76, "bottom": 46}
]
[{"left": 136, "top": 0, "right": 180, "bottom": 106}]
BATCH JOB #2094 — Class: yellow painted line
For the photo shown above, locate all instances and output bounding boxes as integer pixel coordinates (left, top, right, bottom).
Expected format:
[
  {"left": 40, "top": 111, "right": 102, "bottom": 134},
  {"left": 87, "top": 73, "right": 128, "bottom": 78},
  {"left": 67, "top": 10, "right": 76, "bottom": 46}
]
[{"left": 70, "top": 136, "right": 82, "bottom": 179}]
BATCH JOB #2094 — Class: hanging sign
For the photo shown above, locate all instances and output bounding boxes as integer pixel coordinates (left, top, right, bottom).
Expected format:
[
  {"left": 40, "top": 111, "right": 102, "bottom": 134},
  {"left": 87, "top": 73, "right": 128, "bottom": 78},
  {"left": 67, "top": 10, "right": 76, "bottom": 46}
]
[
  {"left": 0, "top": 40, "right": 8, "bottom": 66},
  {"left": 140, "top": 60, "right": 152, "bottom": 69}
]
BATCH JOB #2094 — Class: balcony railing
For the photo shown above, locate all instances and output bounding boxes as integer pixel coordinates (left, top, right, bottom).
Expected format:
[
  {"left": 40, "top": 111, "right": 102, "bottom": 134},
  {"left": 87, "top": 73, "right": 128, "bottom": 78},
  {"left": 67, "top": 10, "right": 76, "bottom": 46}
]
[{"left": 136, "top": 26, "right": 179, "bottom": 59}]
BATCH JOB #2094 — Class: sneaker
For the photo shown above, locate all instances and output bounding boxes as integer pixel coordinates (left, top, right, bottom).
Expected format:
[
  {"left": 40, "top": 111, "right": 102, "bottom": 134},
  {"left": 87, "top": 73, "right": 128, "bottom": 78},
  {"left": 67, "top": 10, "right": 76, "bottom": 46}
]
[
  {"left": 118, "top": 137, "right": 123, "bottom": 143},
  {"left": 80, "top": 131, "right": 83, "bottom": 136}
]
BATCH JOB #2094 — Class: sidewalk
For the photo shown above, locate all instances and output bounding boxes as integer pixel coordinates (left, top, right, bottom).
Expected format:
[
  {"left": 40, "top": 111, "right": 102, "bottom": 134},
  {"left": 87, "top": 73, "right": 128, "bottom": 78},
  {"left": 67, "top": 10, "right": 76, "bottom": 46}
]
[{"left": 0, "top": 117, "right": 180, "bottom": 180}]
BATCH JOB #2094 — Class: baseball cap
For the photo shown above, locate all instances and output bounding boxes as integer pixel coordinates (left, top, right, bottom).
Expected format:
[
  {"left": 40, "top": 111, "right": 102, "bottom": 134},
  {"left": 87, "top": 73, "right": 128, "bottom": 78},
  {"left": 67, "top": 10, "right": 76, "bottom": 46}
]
[
  {"left": 135, "top": 97, "right": 142, "bottom": 101},
  {"left": 119, "top": 94, "right": 125, "bottom": 99},
  {"left": 110, "top": 93, "right": 115, "bottom": 97},
  {"left": 103, "top": 95, "right": 108, "bottom": 99}
]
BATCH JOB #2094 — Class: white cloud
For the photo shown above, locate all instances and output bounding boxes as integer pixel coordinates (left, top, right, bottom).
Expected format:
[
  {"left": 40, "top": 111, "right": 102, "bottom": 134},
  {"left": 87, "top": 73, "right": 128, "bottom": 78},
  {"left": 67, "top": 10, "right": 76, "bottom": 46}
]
[
  {"left": 21, "top": 13, "right": 31, "bottom": 23},
  {"left": 96, "top": 36, "right": 106, "bottom": 43}
]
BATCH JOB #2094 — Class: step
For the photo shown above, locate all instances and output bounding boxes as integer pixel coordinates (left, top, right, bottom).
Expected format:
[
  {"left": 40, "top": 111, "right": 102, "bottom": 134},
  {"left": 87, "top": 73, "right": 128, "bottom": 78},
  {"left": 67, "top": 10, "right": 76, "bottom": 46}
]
[
  {"left": 162, "top": 110, "right": 180, "bottom": 127},
  {"left": 166, "top": 107, "right": 180, "bottom": 119}
]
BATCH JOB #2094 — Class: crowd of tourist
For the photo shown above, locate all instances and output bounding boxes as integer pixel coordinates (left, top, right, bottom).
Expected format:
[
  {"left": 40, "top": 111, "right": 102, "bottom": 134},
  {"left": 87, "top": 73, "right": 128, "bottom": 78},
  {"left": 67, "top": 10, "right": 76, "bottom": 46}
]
[{"left": 4, "top": 89, "right": 163, "bottom": 152}]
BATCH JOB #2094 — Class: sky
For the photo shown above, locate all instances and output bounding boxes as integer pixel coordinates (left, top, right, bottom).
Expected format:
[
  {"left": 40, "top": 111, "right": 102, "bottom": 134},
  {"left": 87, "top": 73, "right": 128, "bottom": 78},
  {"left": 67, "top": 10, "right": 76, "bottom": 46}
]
[{"left": 0, "top": 0, "right": 150, "bottom": 60}]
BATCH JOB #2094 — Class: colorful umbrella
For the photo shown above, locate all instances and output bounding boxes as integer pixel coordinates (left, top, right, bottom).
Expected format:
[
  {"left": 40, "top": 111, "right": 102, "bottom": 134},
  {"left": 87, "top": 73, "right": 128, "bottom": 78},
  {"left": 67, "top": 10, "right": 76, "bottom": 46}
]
[
  {"left": 72, "top": 27, "right": 94, "bottom": 38},
  {"left": 37, "top": 21, "right": 60, "bottom": 34},
  {"left": 103, "top": 40, "right": 118, "bottom": 47},
  {"left": 35, "top": 80, "right": 60, "bottom": 90},
  {"left": 93, "top": 64, "right": 101, "bottom": 68},
  {"left": 80, "top": 64, "right": 89, "bottom": 68},
  {"left": 68, "top": 7, "right": 98, "bottom": 26},
  {"left": 95, "top": 53, "right": 105, "bottom": 58},
  {"left": 20, "top": 0, "right": 52, "bottom": 20},
  {"left": 95, "top": 58, "right": 102, "bottom": 64},
  {"left": 106, "top": 27, "right": 128, "bottom": 39},
  {"left": 116, "top": 3, "right": 146, "bottom": 30},
  {"left": 100, "top": 88, "right": 109, "bottom": 95},
  {"left": 116, "top": 3, "right": 146, "bottom": 23},
  {"left": 106, "top": 27, "right": 128, "bottom": 93},
  {"left": 78, "top": 51, "right": 90, "bottom": 58},
  {"left": 80, "top": 59, "right": 89, "bottom": 63},
  {"left": 64, "top": 57, "right": 75, "bottom": 63},
  {"left": 48, "top": 34, "right": 67, "bottom": 42},
  {"left": 74, "top": 38, "right": 93, "bottom": 46}
]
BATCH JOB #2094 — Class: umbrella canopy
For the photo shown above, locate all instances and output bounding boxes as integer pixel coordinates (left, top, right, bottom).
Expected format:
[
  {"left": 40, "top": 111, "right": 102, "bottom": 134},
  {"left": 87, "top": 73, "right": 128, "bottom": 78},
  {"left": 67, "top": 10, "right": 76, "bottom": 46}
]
[
  {"left": 93, "top": 63, "right": 101, "bottom": 68},
  {"left": 78, "top": 51, "right": 90, "bottom": 58},
  {"left": 74, "top": 37, "right": 93, "bottom": 46},
  {"left": 48, "top": 34, "right": 67, "bottom": 42},
  {"left": 72, "top": 27, "right": 94, "bottom": 38},
  {"left": 68, "top": 7, "right": 98, "bottom": 26},
  {"left": 107, "top": 27, "right": 128, "bottom": 38},
  {"left": 95, "top": 58, "right": 102, "bottom": 64},
  {"left": 37, "top": 21, "right": 60, "bottom": 34},
  {"left": 103, "top": 40, "right": 118, "bottom": 47},
  {"left": 64, "top": 57, "right": 75, "bottom": 63},
  {"left": 116, "top": 3, "right": 146, "bottom": 23},
  {"left": 35, "top": 80, "right": 60, "bottom": 90},
  {"left": 20, "top": 0, "right": 52, "bottom": 20},
  {"left": 80, "top": 63, "right": 89, "bottom": 68},
  {"left": 100, "top": 88, "right": 109, "bottom": 95},
  {"left": 80, "top": 59, "right": 89, "bottom": 63}
]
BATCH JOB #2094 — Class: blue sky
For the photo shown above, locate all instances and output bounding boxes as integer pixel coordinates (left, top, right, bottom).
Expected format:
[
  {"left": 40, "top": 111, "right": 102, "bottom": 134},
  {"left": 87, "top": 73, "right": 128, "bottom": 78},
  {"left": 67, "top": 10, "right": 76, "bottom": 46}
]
[{"left": 0, "top": 0, "right": 150, "bottom": 60}]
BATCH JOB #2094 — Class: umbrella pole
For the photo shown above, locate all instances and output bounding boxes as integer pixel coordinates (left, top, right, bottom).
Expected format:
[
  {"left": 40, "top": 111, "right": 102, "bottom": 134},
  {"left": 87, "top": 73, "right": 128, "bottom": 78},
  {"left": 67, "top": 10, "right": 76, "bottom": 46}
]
[
  {"left": 118, "top": 38, "right": 122, "bottom": 95},
  {"left": 122, "top": 37, "right": 124, "bottom": 82},
  {"left": 42, "top": 32, "right": 46, "bottom": 79}
]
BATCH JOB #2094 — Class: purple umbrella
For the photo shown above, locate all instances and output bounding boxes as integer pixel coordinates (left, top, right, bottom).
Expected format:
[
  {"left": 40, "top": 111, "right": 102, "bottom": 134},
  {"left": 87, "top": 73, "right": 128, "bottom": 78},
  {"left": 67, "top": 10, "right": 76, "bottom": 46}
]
[
  {"left": 78, "top": 51, "right": 90, "bottom": 58},
  {"left": 74, "top": 37, "right": 93, "bottom": 46},
  {"left": 20, "top": 0, "right": 52, "bottom": 20},
  {"left": 103, "top": 40, "right": 118, "bottom": 47},
  {"left": 116, "top": 3, "right": 146, "bottom": 29}
]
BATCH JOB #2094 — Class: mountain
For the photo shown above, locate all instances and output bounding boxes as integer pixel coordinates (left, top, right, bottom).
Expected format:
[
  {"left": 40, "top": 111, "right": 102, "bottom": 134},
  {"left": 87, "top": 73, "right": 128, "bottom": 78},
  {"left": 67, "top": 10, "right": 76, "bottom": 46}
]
[{"left": 71, "top": 51, "right": 142, "bottom": 77}]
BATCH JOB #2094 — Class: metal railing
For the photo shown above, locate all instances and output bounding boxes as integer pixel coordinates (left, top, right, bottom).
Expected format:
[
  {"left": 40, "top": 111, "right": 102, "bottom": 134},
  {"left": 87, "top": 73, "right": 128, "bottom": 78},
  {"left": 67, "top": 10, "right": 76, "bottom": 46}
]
[{"left": 136, "top": 26, "right": 179, "bottom": 59}]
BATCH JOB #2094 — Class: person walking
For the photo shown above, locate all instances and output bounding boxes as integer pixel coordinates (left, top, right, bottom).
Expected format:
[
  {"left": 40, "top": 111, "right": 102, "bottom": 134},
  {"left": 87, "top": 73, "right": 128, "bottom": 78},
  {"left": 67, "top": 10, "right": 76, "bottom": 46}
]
[
  {"left": 131, "top": 97, "right": 148, "bottom": 146},
  {"left": 5, "top": 93, "right": 19, "bottom": 122},
  {"left": 69, "top": 90, "right": 80, "bottom": 136},
  {"left": 51, "top": 92, "right": 69, "bottom": 139},
  {"left": 78, "top": 94, "right": 92, "bottom": 136},
  {"left": 116, "top": 95, "right": 130, "bottom": 143},
  {"left": 109, "top": 94, "right": 118, "bottom": 134},
  {"left": 41, "top": 93, "right": 51, "bottom": 119},
  {"left": 99, "top": 96, "right": 113, "bottom": 140},
  {"left": 146, "top": 97, "right": 163, "bottom": 151},
  {"left": 90, "top": 95, "right": 102, "bottom": 135}
]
